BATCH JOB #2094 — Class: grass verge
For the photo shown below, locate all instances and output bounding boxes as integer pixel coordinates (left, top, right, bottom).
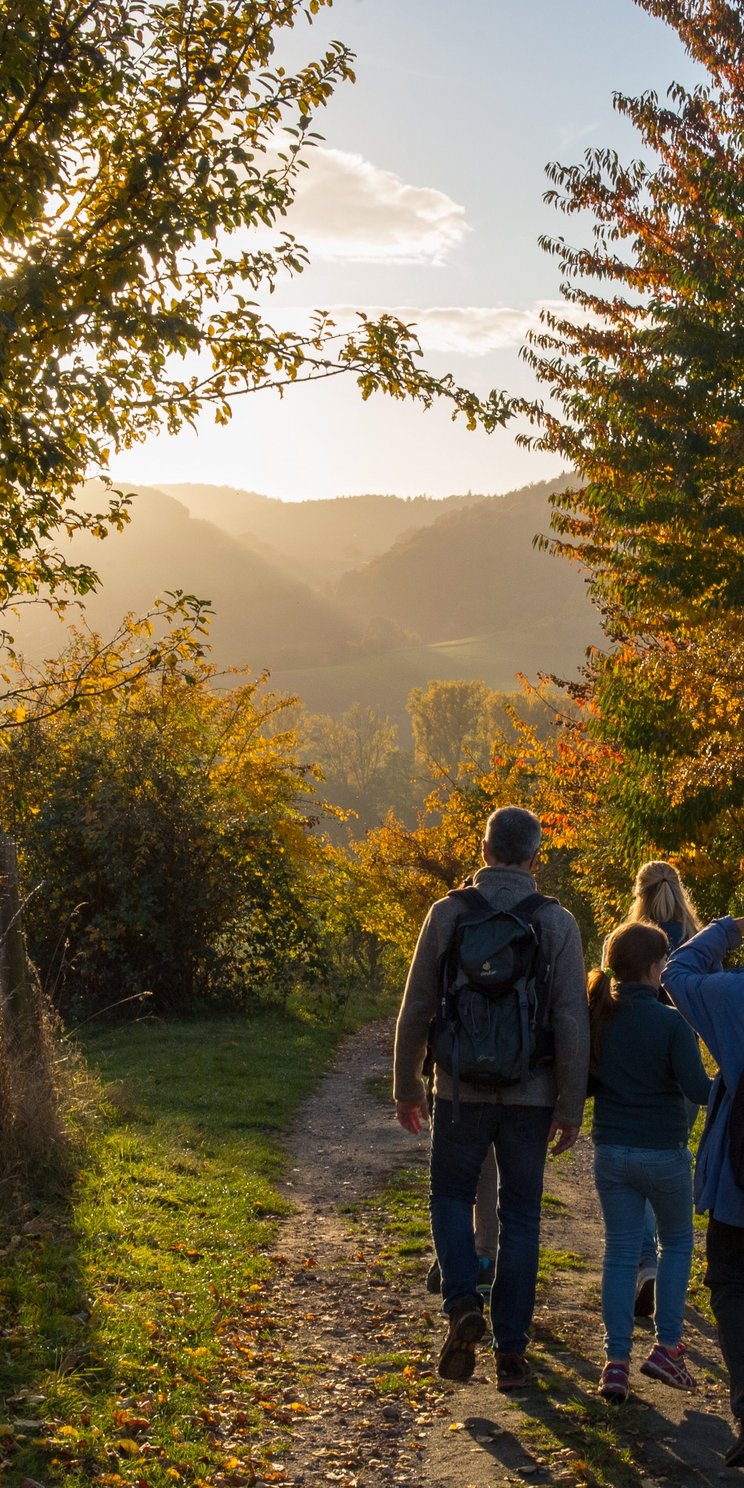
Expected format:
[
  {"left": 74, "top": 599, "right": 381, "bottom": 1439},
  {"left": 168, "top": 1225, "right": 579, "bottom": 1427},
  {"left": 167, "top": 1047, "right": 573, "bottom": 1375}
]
[{"left": 0, "top": 1012, "right": 347, "bottom": 1487}]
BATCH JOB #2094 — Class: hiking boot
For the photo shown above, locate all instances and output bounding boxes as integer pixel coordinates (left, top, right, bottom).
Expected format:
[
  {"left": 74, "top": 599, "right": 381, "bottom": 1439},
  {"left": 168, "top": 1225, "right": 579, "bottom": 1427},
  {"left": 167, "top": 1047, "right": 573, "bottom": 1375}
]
[
  {"left": 634, "top": 1265, "right": 656, "bottom": 1318},
  {"left": 426, "top": 1258, "right": 441, "bottom": 1294},
  {"left": 724, "top": 1422, "right": 744, "bottom": 1469},
  {"left": 437, "top": 1294, "right": 485, "bottom": 1382},
  {"left": 598, "top": 1360, "right": 630, "bottom": 1403},
  {"left": 640, "top": 1342, "right": 698, "bottom": 1391},
  {"left": 495, "top": 1350, "right": 530, "bottom": 1391},
  {"left": 476, "top": 1255, "right": 496, "bottom": 1295}
]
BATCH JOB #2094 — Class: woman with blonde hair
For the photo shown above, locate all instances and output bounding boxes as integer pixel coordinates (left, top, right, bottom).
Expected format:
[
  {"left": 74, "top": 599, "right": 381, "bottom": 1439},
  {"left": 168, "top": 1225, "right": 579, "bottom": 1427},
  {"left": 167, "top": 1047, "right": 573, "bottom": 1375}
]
[
  {"left": 626, "top": 862, "right": 702, "bottom": 1316},
  {"left": 589, "top": 920, "right": 712, "bottom": 1402},
  {"left": 629, "top": 861, "right": 700, "bottom": 951}
]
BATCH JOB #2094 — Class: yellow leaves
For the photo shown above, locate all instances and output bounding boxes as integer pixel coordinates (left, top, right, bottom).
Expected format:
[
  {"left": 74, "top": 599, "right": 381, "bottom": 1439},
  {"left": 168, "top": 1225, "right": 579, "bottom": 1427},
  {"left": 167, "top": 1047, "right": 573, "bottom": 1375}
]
[{"left": 115, "top": 1436, "right": 142, "bottom": 1456}]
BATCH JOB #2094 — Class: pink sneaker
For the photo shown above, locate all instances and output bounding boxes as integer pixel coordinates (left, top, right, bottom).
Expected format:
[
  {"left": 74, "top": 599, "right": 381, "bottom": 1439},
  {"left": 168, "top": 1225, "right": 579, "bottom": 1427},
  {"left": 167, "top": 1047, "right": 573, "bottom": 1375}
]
[
  {"left": 598, "top": 1360, "right": 630, "bottom": 1403},
  {"left": 640, "top": 1342, "right": 697, "bottom": 1391}
]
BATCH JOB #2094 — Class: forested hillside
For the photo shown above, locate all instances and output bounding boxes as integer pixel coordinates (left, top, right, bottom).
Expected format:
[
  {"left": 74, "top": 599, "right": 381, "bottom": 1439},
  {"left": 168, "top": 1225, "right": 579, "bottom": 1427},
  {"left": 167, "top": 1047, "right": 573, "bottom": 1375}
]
[
  {"left": 334, "top": 480, "right": 596, "bottom": 643},
  {"left": 13, "top": 485, "right": 362, "bottom": 669},
  {"left": 11, "top": 475, "right": 598, "bottom": 723}
]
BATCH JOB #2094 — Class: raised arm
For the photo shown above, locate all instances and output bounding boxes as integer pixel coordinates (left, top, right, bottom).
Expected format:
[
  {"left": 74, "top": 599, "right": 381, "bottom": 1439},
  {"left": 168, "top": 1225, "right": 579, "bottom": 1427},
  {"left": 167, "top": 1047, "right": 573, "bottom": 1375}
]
[{"left": 662, "top": 917, "right": 744, "bottom": 1065}]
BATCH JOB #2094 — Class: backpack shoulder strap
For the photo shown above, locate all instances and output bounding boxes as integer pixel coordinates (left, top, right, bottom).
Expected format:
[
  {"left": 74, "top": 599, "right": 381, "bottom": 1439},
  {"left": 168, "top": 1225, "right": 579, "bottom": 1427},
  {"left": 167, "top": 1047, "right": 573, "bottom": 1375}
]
[
  {"left": 509, "top": 890, "right": 558, "bottom": 923},
  {"left": 445, "top": 885, "right": 493, "bottom": 919}
]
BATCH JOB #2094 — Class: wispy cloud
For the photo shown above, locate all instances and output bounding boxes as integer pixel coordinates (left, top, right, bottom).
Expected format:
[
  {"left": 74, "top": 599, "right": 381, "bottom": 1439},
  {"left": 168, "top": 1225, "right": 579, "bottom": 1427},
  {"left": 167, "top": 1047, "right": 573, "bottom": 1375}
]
[
  {"left": 265, "top": 301, "right": 591, "bottom": 356},
  {"left": 286, "top": 146, "right": 470, "bottom": 264}
]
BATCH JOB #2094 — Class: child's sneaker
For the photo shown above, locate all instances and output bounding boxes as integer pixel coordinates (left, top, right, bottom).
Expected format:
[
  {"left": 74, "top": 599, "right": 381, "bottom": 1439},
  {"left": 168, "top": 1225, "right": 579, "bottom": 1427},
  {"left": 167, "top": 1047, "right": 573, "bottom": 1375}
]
[
  {"left": 640, "top": 1342, "right": 697, "bottom": 1391},
  {"left": 598, "top": 1360, "right": 629, "bottom": 1403}
]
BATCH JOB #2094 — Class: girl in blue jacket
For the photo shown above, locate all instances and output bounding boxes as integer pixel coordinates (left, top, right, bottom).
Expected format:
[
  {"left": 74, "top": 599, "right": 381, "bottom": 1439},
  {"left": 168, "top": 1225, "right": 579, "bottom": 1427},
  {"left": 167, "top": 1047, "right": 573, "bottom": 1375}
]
[{"left": 589, "top": 920, "right": 712, "bottom": 1402}]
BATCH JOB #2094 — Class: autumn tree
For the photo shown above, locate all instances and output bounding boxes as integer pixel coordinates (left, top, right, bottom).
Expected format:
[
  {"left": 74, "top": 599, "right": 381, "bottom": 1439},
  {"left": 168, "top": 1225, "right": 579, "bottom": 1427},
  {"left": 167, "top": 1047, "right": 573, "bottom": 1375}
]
[
  {"left": 0, "top": 0, "right": 511, "bottom": 628},
  {"left": 351, "top": 714, "right": 597, "bottom": 974},
  {"left": 306, "top": 702, "right": 414, "bottom": 830},
  {"left": 407, "top": 679, "right": 498, "bottom": 780},
  {"left": 520, "top": 0, "right": 744, "bottom": 899}
]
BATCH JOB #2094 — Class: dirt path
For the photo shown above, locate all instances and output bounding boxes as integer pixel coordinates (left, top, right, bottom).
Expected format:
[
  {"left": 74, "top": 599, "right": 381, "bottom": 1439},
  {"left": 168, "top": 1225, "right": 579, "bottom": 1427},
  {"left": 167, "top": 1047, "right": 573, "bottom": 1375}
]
[{"left": 256, "top": 1021, "right": 739, "bottom": 1488}]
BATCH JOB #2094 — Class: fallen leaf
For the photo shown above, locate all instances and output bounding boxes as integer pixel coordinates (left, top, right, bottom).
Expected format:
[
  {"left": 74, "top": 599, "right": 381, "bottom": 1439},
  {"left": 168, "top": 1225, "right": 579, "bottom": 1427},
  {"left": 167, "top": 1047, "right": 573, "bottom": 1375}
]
[{"left": 115, "top": 1437, "right": 141, "bottom": 1457}]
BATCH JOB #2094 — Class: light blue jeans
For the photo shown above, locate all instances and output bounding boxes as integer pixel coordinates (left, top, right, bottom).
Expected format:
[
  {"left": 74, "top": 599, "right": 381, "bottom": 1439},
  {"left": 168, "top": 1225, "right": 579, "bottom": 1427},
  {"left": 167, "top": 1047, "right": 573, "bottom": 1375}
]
[
  {"left": 639, "top": 1103, "right": 699, "bottom": 1270},
  {"left": 593, "top": 1144, "right": 694, "bottom": 1361},
  {"left": 640, "top": 1200, "right": 658, "bottom": 1269}
]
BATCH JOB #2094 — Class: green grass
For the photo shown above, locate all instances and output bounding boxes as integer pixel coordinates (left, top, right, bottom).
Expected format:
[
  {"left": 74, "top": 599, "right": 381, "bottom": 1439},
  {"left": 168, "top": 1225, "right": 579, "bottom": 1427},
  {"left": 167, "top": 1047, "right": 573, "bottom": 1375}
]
[
  {"left": 0, "top": 1012, "right": 345, "bottom": 1488},
  {"left": 537, "top": 1247, "right": 586, "bottom": 1283},
  {"left": 351, "top": 1164, "right": 586, "bottom": 1290},
  {"left": 344, "top": 1165, "right": 432, "bottom": 1283},
  {"left": 365, "top": 1073, "right": 392, "bottom": 1104},
  {"left": 271, "top": 623, "right": 590, "bottom": 737}
]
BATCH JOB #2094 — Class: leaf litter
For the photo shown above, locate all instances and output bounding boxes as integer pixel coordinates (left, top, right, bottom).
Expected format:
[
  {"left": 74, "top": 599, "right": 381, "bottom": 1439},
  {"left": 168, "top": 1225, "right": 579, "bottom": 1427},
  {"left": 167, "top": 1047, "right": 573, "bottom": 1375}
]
[{"left": 234, "top": 1020, "right": 742, "bottom": 1488}]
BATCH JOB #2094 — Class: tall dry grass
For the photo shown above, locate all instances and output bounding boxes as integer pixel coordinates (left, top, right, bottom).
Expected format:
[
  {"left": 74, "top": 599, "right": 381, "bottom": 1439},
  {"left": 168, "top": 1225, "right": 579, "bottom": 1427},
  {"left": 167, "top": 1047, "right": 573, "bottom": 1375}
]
[{"left": 0, "top": 971, "right": 67, "bottom": 1182}]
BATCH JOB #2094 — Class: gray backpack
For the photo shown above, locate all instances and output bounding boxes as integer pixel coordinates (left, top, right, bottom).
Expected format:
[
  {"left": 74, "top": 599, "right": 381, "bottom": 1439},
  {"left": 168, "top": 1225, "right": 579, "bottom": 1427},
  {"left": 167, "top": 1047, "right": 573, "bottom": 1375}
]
[{"left": 432, "top": 886, "right": 556, "bottom": 1116}]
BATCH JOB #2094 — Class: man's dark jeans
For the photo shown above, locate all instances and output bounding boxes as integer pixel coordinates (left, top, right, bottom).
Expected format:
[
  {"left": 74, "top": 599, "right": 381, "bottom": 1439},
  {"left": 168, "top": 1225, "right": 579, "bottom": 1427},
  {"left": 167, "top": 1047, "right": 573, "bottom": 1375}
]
[
  {"left": 707, "top": 1216, "right": 744, "bottom": 1420},
  {"left": 430, "top": 1097, "right": 553, "bottom": 1355}
]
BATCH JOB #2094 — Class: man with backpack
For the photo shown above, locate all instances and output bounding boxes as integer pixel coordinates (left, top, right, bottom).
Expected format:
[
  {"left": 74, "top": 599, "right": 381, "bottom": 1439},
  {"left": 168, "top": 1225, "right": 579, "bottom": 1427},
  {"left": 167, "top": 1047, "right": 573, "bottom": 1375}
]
[
  {"left": 394, "top": 805, "right": 589, "bottom": 1390},
  {"left": 662, "top": 915, "right": 744, "bottom": 1469}
]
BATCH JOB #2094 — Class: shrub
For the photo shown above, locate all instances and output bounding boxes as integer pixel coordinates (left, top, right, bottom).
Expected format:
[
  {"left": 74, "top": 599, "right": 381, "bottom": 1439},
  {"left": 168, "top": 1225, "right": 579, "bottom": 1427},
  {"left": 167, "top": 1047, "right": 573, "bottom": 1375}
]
[{"left": 1, "top": 630, "right": 328, "bottom": 1018}]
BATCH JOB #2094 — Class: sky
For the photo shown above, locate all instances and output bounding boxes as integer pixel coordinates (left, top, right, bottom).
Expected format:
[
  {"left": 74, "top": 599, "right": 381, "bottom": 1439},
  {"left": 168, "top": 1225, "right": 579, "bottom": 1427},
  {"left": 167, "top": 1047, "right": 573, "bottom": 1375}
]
[{"left": 118, "top": 0, "right": 700, "bottom": 502}]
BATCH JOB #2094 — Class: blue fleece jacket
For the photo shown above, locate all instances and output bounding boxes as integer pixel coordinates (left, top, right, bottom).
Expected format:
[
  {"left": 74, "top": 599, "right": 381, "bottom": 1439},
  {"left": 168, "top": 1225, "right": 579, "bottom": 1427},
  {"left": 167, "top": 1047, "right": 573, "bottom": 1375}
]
[
  {"left": 662, "top": 917, "right": 744, "bottom": 1227},
  {"left": 592, "top": 982, "right": 712, "bottom": 1148}
]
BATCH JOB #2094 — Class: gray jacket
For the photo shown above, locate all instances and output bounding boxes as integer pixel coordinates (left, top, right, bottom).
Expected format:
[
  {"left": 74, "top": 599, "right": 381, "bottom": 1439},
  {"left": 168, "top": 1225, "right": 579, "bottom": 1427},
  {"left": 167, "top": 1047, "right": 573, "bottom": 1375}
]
[{"left": 393, "top": 865, "right": 589, "bottom": 1126}]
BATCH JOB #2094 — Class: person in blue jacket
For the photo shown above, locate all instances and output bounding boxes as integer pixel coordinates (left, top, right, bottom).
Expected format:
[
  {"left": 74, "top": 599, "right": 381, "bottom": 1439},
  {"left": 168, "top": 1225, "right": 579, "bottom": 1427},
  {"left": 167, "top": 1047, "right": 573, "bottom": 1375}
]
[
  {"left": 663, "top": 915, "right": 744, "bottom": 1470},
  {"left": 588, "top": 920, "right": 712, "bottom": 1403}
]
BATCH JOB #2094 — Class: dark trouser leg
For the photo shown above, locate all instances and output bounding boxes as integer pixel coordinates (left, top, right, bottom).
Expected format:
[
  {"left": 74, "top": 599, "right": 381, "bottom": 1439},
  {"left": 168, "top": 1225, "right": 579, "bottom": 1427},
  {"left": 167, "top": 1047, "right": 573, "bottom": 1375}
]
[
  {"left": 430, "top": 1097, "right": 495, "bottom": 1314},
  {"left": 706, "top": 1216, "right": 744, "bottom": 1420},
  {"left": 490, "top": 1104, "right": 553, "bottom": 1355}
]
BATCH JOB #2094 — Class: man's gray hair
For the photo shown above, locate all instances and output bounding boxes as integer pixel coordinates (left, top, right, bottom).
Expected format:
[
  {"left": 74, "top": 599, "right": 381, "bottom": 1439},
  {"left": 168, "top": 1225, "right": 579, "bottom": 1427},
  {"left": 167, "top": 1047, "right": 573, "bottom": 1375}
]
[{"left": 484, "top": 805, "right": 541, "bottom": 866}]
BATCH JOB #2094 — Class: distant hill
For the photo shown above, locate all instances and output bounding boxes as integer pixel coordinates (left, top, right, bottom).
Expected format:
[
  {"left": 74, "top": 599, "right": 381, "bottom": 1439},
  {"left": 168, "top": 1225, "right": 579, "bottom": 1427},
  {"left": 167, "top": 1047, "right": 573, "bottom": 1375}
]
[
  {"left": 333, "top": 479, "right": 599, "bottom": 644},
  {"left": 11, "top": 474, "right": 603, "bottom": 725},
  {"left": 12, "top": 486, "right": 360, "bottom": 671},
  {"left": 157, "top": 483, "right": 486, "bottom": 585}
]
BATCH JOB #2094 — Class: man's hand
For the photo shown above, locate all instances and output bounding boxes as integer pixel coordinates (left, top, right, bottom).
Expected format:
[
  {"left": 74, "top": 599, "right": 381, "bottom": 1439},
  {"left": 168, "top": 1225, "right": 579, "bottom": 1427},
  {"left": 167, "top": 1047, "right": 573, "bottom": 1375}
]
[
  {"left": 547, "top": 1120, "right": 580, "bottom": 1157},
  {"left": 396, "top": 1099, "right": 429, "bottom": 1135}
]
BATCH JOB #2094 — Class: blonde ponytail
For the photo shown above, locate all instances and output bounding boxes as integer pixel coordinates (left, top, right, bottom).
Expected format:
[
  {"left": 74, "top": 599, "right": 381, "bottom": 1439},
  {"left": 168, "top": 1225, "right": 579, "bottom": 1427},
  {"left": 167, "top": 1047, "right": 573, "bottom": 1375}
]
[{"left": 629, "top": 860, "right": 700, "bottom": 942}]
